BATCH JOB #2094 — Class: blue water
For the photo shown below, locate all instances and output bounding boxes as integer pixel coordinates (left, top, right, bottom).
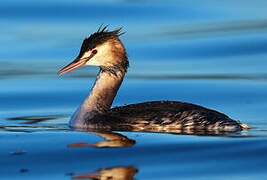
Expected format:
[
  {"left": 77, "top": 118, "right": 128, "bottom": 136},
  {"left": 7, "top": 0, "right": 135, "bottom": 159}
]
[{"left": 1, "top": 0, "right": 267, "bottom": 179}]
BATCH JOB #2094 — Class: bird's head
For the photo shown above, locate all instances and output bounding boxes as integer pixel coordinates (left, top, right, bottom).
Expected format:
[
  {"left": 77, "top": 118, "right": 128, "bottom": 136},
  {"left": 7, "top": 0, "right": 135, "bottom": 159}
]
[{"left": 58, "top": 26, "right": 129, "bottom": 75}]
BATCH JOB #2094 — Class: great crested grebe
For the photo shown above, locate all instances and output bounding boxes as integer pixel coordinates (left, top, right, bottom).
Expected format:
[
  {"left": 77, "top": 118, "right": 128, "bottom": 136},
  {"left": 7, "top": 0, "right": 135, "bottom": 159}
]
[{"left": 58, "top": 26, "right": 249, "bottom": 133}]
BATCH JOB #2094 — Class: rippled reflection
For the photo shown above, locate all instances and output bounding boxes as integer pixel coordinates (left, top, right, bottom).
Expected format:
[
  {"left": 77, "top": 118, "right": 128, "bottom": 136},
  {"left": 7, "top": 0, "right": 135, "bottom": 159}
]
[
  {"left": 68, "top": 131, "right": 136, "bottom": 148},
  {"left": 71, "top": 166, "right": 138, "bottom": 180}
]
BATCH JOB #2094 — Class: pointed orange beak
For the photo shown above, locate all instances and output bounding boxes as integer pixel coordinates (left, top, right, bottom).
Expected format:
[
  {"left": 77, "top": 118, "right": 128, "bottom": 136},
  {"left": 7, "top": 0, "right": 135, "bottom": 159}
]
[{"left": 58, "top": 57, "right": 89, "bottom": 75}]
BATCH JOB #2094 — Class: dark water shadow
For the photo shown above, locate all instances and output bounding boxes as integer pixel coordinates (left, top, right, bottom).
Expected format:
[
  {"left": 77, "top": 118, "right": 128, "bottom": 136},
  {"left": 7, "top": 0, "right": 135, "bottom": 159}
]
[
  {"left": 6, "top": 115, "right": 69, "bottom": 124},
  {"left": 2, "top": 115, "right": 69, "bottom": 132},
  {"left": 159, "top": 19, "right": 267, "bottom": 39}
]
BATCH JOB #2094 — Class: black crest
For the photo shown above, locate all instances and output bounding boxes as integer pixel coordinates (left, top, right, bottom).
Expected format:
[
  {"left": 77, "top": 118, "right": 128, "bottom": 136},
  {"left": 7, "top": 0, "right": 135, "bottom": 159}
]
[{"left": 77, "top": 25, "right": 124, "bottom": 58}]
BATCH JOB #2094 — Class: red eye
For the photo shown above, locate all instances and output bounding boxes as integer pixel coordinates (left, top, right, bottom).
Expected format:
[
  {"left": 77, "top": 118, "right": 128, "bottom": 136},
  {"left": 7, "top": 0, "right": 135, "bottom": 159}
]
[{"left": 92, "top": 49, "right": 98, "bottom": 55}]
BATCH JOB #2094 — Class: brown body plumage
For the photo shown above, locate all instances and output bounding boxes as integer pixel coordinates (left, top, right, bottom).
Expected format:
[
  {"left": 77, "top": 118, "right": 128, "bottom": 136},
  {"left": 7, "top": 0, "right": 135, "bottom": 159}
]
[{"left": 58, "top": 26, "right": 249, "bottom": 134}]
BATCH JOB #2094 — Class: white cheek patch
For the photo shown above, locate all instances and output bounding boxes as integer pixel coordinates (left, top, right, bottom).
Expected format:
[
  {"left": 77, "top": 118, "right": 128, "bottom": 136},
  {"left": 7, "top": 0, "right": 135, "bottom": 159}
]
[
  {"left": 81, "top": 51, "right": 99, "bottom": 66},
  {"left": 85, "top": 58, "right": 100, "bottom": 66},
  {"left": 83, "top": 41, "right": 115, "bottom": 67},
  {"left": 97, "top": 43, "right": 115, "bottom": 61},
  {"left": 81, "top": 51, "right": 92, "bottom": 59}
]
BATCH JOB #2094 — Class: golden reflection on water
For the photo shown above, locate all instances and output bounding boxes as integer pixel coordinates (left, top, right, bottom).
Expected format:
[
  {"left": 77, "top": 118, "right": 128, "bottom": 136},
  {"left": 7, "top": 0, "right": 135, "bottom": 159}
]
[
  {"left": 71, "top": 166, "right": 138, "bottom": 180},
  {"left": 68, "top": 131, "right": 135, "bottom": 148}
]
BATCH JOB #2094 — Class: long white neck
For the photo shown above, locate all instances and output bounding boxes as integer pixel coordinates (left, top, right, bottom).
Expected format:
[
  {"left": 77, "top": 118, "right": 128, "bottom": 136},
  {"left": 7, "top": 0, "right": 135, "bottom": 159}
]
[{"left": 70, "top": 68, "right": 125, "bottom": 128}]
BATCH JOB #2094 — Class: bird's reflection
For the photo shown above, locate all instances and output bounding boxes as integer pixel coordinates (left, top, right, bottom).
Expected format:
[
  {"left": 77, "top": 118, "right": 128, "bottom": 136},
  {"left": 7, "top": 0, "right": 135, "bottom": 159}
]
[
  {"left": 67, "top": 131, "right": 137, "bottom": 179},
  {"left": 68, "top": 131, "right": 135, "bottom": 148},
  {"left": 71, "top": 166, "right": 138, "bottom": 180}
]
